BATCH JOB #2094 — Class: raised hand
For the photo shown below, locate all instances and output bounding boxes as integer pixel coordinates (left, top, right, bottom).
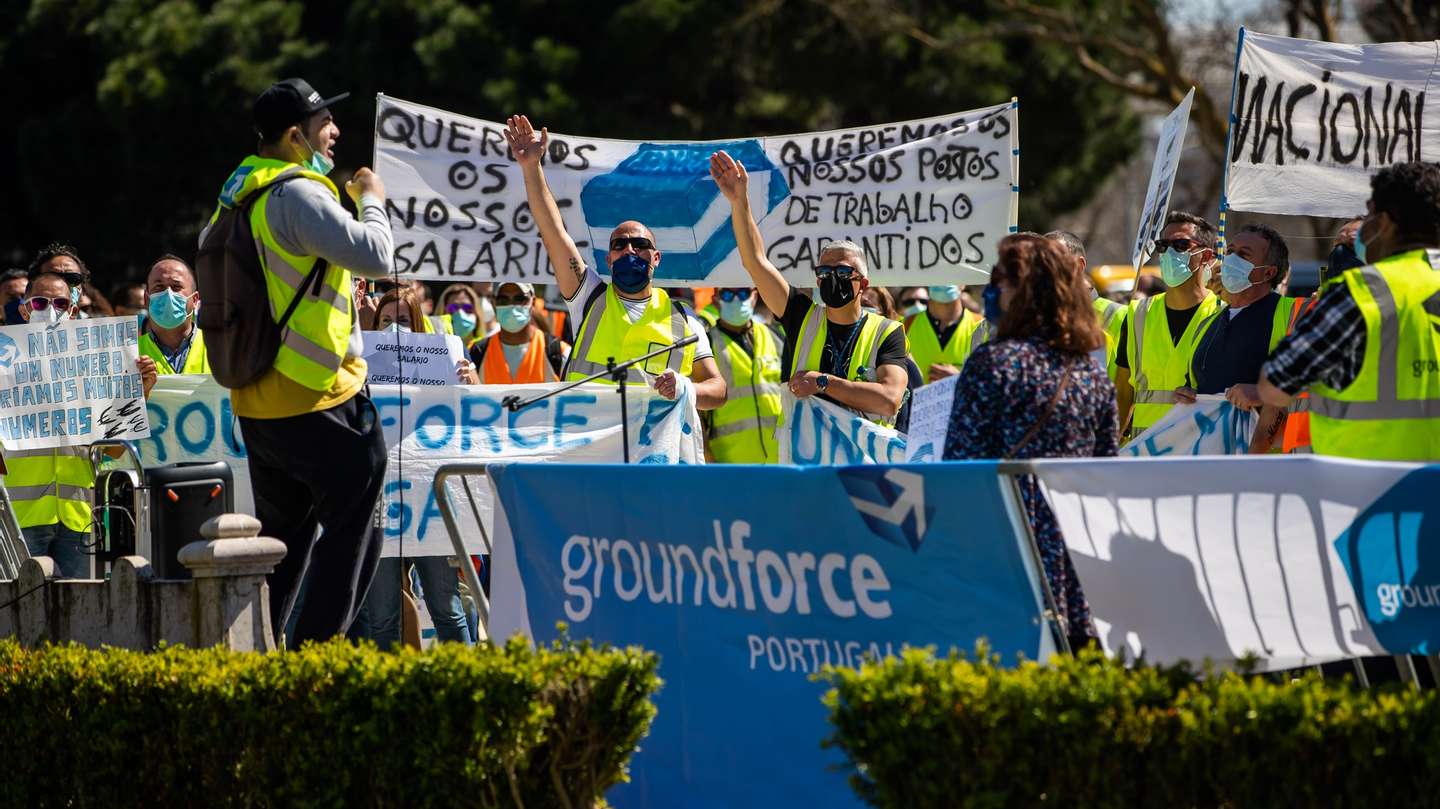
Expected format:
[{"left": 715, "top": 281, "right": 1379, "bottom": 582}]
[
  {"left": 504, "top": 115, "right": 548, "bottom": 168},
  {"left": 709, "top": 151, "right": 749, "bottom": 202}
]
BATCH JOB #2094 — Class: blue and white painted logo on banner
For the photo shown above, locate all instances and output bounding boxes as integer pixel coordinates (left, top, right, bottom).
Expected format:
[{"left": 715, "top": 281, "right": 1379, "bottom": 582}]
[
  {"left": 1334, "top": 466, "right": 1440, "bottom": 654},
  {"left": 488, "top": 462, "right": 1047, "bottom": 809},
  {"left": 581, "top": 139, "right": 790, "bottom": 281}
]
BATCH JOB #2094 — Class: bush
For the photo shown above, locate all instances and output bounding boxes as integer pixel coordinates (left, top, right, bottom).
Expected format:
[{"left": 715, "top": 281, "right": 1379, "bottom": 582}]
[
  {"left": 0, "top": 636, "right": 659, "bottom": 809},
  {"left": 819, "top": 646, "right": 1440, "bottom": 808}
]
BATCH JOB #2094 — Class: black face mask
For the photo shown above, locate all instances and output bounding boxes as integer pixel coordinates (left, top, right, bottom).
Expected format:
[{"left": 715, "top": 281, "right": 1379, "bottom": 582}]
[
  {"left": 817, "top": 275, "right": 857, "bottom": 308},
  {"left": 1324, "top": 243, "right": 1363, "bottom": 284}
]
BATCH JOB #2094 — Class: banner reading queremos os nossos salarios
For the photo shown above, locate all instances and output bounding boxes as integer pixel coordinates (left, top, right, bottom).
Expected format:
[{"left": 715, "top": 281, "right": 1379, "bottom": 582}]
[
  {"left": 373, "top": 94, "right": 1017, "bottom": 287},
  {"left": 1034, "top": 455, "right": 1440, "bottom": 670},
  {"left": 487, "top": 462, "right": 1052, "bottom": 809},
  {"left": 140, "top": 375, "right": 702, "bottom": 558}
]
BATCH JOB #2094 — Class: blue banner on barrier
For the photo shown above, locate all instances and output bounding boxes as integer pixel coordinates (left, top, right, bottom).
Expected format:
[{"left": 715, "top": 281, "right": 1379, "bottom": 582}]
[{"left": 488, "top": 463, "right": 1051, "bottom": 809}]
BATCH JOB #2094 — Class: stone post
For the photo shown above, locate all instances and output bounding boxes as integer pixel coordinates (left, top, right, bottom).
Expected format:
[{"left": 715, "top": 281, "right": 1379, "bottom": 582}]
[{"left": 178, "top": 514, "right": 286, "bottom": 652}]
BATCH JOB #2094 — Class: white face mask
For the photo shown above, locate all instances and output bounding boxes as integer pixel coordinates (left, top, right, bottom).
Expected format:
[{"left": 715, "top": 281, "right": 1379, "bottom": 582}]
[
  {"left": 33, "top": 303, "right": 68, "bottom": 325},
  {"left": 384, "top": 322, "right": 412, "bottom": 333}
]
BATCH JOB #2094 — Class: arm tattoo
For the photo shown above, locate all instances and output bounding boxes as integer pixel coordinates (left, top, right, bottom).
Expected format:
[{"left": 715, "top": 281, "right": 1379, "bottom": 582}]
[{"left": 568, "top": 257, "right": 583, "bottom": 284}]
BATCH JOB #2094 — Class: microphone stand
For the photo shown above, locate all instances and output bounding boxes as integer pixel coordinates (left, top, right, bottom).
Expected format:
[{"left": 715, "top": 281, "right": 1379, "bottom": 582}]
[{"left": 501, "top": 333, "right": 700, "bottom": 464}]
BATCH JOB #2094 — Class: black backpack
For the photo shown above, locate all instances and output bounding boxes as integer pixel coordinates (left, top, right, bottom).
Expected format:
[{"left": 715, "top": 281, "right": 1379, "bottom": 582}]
[{"left": 195, "top": 175, "right": 327, "bottom": 388}]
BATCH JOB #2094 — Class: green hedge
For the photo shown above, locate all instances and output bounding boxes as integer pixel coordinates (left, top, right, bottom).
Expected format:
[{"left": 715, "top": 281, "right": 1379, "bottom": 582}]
[
  {"left": 820, "top": 646, "right": 1440, "bottom": 808},
  {"left": 0, "top": 637, "right": 659, "bottom": 809}
]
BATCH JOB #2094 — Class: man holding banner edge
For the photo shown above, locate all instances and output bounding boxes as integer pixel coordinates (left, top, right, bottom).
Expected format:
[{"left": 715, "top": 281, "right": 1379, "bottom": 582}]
[
  {"left": 710, "top": 150, "right": 908, "bottom": 426},
  {"left": 503, "top": 115, "right": 726, "bottom": 409}
]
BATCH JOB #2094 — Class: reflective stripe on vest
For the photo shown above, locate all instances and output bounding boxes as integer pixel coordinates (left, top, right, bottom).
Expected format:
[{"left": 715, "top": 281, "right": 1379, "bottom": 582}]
[
  {"left": 1128, "top": 292, "right": 1221, "bottom": 430},
  {"left": 211, "top": 157, "right": 355, "bottom": 392},
  {"left": 1310, "top": 254, "right": 1440, "bottom": 443},
  {"left": 4, "top": 446, "right": 93, "bottom": 532},
  {"left": 789, "top": 304, "right": 902, "bottom": 427},
  {"left": 564, "top": 285, "right": 694, "bottom": 384},
  {"left": 709, "top": 323, "right": 783, "bottom": 463},
  {"left": 139, "top": 329, "right": 211, "bottom": 375},
  {"left": 480, "top": 330, "right": 556, "bottom": 384}
]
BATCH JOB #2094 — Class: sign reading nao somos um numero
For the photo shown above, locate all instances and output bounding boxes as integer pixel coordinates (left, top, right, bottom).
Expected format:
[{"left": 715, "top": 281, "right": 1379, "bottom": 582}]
[
  {"left": 1224, "top": 29, "right": 1439, "bottom": 217},
  {"left": 374, "top": 95, "right": 1018, "bottom": 287},
  {"left": 0, "top": 316, "right": 149, "bottom": 451}
]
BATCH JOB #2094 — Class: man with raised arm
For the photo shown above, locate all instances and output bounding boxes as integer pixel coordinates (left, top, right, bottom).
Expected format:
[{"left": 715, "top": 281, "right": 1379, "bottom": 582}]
[
  {"left": 503, "top": 115, "right": 726, "bottom": 409},
  {"left": 709, "top": 150, "right": 907, "bottom": 425}
]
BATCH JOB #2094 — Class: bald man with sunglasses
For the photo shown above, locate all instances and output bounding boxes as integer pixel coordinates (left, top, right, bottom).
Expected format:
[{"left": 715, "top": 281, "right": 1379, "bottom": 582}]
[{"left": 505, "top": 115, "right": 726, "bottom": 409}]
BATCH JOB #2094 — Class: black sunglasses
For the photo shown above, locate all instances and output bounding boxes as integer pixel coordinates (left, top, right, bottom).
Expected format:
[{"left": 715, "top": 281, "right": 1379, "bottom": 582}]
[
  {"left": 814, "top": 264, "right": 859, "bottom": 281},
  {"left": 898, "top": 296, "right": 926, "bottom": 307},
  {"left": 494, "top": 293, "right": 532, "bottom": 307},
  {"left": 610, "top": 236, "right": 655, "bottom": 252},
  {"left": 717, "top": 289, "right": 752, "bottom": 302},
  {"left": 1153, "top": 237, "right": 1202, "bottom": 253}
]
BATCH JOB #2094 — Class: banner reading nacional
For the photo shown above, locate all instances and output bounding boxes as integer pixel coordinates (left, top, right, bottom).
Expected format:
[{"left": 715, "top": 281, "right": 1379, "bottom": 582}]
[
  {"left": 1032, "top": 456, "right": 1440, "bottom": 670},
  {"left": 0, "top": 316, "right": 149, "bottom": 451},
  {"left": 488, "top": 462, "right": 1051, "bottom": 809},
  {"left": 1223, "top": 29, "right": 1439, "bottom": 217},
  {"left": 373, "top": 94, "right": 1018, "bottom": 287},
  {"left": 777, "top": 392, "right": 907, "bottom": 465},
  {"left": 142, "top": 376, "right": 702, "bottom": 557}
]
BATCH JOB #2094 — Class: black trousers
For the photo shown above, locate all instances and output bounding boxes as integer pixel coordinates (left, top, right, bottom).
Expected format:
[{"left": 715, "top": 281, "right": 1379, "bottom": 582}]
[{"left": 240, "top": 392, "right": 387, "bottom": 647}]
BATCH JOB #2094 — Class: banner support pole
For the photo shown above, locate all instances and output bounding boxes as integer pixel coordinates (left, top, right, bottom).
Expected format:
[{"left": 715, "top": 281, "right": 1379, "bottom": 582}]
[{"left": 998, "top": 461, "right": 1072, "bottom": 657}]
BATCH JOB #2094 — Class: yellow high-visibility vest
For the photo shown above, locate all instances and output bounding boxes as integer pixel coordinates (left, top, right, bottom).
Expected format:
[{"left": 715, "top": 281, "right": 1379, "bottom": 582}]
[
  {"left": 790, "top": 302, "right": 903, "bottom": 427},
  {"left": 139, "top": 328, "right": 211, "bottom": 375},
  {"left": 905, "top": 309, "right": 989, "bottom": 379},
  {"left": 708, "top": 322, "right": 783, "bottom": 463},
  {"left": 1093, "top": 296, "right": 1127, "bottom": 380},
  {"left": 1126, "top": 291, "right": 1221, "bottom": 433},
  {"left": 565, "top": 284, "right": 697, "bottom": 384},
  {"left": 4, "top": 447, "right": 93, "bottom": 532}
]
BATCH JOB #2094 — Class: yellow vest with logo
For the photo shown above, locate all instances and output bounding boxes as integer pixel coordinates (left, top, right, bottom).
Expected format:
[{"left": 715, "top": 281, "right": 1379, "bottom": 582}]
[
  {"left": 1309, "top": 249, "right": 1440, "bottom": 461},
  {"left": 790, "top": 303, "right": 903, "bottom": 427},
  {"left": 565, "top": 284, "right": 697, "bottom": 384},
  {"left": 4, "top": 447, "right": 93, "bottom": 532},
  {"left": 708, "top": 322, "right": 783, "bottom": 463},
  {"left": 209, "top": 156, "right": 355, "bottom": 392},
  {"left": 1093, "top": 296, "right": 1127, "bottom": 381},
  {"left": 1126, "top": 291, "right": 1221, "bottom": 434},
  {"left": 139, "top": 329, "right": 211, "bottom": 375},
  {"left": 906, "top": 309, "right": 988, "bottom": 379}
]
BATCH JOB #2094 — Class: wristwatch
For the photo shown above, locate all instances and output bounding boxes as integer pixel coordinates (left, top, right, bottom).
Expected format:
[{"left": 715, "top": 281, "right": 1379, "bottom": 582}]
[{"left": 815, "top": 374, "right": 829, "bottom": 392}]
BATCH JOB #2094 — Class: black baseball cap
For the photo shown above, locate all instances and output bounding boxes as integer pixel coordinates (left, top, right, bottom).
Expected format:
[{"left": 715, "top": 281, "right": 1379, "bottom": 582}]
[{"left": 253, "top": 78, "right": 349, "bottom": 141}]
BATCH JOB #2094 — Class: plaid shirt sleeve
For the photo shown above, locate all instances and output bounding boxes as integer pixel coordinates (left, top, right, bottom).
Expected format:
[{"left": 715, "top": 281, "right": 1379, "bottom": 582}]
[{"left": 1262, "top": 284, "right": 1366, "bottom": 394}]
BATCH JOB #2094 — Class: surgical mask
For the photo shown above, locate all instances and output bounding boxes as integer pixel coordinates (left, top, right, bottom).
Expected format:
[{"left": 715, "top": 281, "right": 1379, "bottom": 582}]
[
  {"left": 861, "top": 305, "right": 880, "bottom": 316},
  {"left": 1354, "top": 227, "right": 1369, "bottom": 264},
  {"left": 147, "top": 289, "right": 192, "bottom": 329},
  {"left": 301, "top": 134, "right": 334, "bottom": 176},
  {"left": 497, "top": 304, "right": 531, "bottom": 333},
  {"left": 1159, "top": 248, "right": 1197, "bottom": 287},
  {"left": 719, "top": 297, "right": 754, "bottom": 327},
  {"left": 900, "top": 301, "right": 926, "bottom": 317},
  {"left": 383, "top": 322, "right": 412, "bottom": 333},
  {"left": 927, "top": 284, "right": 962, "bottom": 303},
  {"left": 450, "top": 309, "right": 477, "bottom": 337},
  {"left": 610, "top": 253, "right": 652, "bottom": 294},
  {"left": 1220, "top": 253, "right": 1260, "bottom": 294},
  {"left": 817, "top": 274, "right": 857, "bottom": 308},
  {"left": 982, "top": 283, "right": 1003, "bottom": 325},
  {"left": 34, "top": 304, "right": 68, "bottom": 325}
]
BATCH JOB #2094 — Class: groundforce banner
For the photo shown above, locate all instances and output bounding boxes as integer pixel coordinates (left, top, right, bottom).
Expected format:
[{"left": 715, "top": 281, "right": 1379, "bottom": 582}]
[
  {"left": 374, "top": 94, "right": 1017, "bottom": 286},
  {"left": 1033, "top": 456, "right": 1439, "bottom": 670},
  {"left": 488, "top": 462, "right": 1050, "bottom": 809},
  {"left": 143, "top": 376, "right": 702, "bottom": 557},
  {"left": 1224, "top": 29, "right": 1440, "bottom": 217}
]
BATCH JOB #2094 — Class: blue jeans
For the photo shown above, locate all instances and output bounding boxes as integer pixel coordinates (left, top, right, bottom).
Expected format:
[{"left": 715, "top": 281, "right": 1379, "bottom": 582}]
[
  {"left": 354, "top": 556, "right": 472, "bottom": 649},
  {"left": 23, "top": 524, "right": 90, "bottom": 578}
]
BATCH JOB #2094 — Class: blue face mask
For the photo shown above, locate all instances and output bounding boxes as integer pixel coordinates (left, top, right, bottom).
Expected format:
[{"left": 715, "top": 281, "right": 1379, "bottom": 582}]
[
  {"left": 927, "top": 284, "right": 962, "bottom": 303},
  {"left": 497, "top": 304, "right": 531, "bottom": 333},
  {"left": 1354, "top": 227, "right": 1368, "bottom": 264},
  {"left": 450, "top": 310, "right": 477, "bottom": 337},
  {"left": 302, "top": 134, "right": 334, "bottom": 176},
  {"left": 983, "top": 283, "right": 1004, "bottom": 324},
  {"left": 147, "top": 289, "right": 192, "bottom": 329},
  {"left": 719, "top": 297, "right": 754, "bottom": 327},
  {"left": 1159, "top": 248, "right": 1195, "bottom": 287},
  {"left": 1220, "top": 253, "right": 1259, "bottom": 294},
  {"left": 610, "top": 253, "right": 652, "bottom": 294}
]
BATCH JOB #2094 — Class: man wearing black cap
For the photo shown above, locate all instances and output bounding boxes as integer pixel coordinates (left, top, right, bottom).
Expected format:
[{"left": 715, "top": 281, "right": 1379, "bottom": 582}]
[{"left": 201, "top": 78, "right": 393, "bottom": 647}]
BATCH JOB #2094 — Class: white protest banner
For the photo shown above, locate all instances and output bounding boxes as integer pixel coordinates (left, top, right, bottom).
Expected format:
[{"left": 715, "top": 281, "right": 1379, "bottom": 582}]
[
  {"left": 374, "top": 94, "right": 1018, "bottom": 287},
  {"left": 778, "top": 393, "right": 906, "bottom": 465},
  {"left": 1132, "top": 88, "right": 1194, "bottom": 270},
  {"left": 1121, "top": 396, "right": 1254, "bottom": 456},
  {"left": 0, "top": 316, "right": 148, "bottom": 451},
  {"left": 1223, "top": 29, "right": 1439, "bottom": 217},
  {"left": 362, "top": 330, "right": 466, "bottom": 386},
  {"left": 1032, "top": 456, "right": 1436, "bottom": 670},
  {"left": 903, "top": 376, "right": 958, "bottom": 462},
  {"left": 143, "top": 376, "right": 702, "bottom": 558}
]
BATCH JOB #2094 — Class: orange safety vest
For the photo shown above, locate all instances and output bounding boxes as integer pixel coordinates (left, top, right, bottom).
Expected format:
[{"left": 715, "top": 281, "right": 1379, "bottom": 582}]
[
  {"left": 479, "top": 330, "right": 557, "bottom": 384},
  {"left": 1280, "top": 296, "right": 1314, "bottom": 453}
]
